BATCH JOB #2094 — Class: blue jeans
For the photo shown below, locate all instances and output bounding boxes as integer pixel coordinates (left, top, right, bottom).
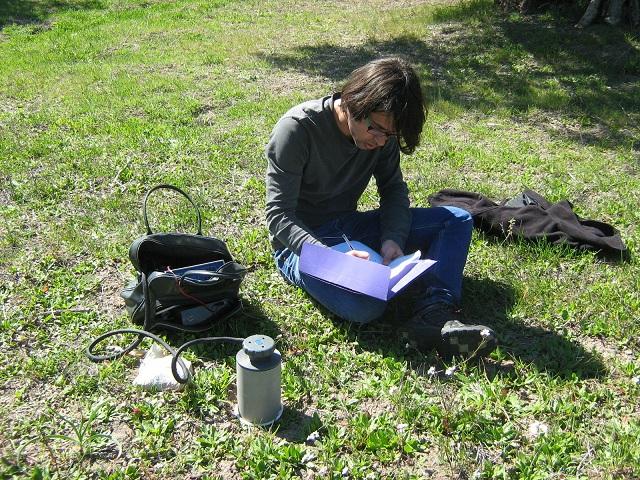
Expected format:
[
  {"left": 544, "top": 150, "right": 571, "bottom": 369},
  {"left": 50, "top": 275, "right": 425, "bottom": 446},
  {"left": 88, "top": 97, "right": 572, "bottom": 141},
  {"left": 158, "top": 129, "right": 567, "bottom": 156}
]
[{"left": 274, "top": 206, "right": 473, "bottom": 324}]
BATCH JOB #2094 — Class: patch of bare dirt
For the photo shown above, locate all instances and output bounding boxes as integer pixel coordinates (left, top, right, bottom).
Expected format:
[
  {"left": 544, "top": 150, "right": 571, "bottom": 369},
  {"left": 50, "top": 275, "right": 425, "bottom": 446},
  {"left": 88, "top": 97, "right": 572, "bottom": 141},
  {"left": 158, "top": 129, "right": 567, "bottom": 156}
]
[
  {"left": 578, "top": 335, "right": 636, "bottom": 365},
  {"left": 0, "top": 379, "right": 91, "bottom": 468},
  {"left": 527, "top": 110, "right": 620, "bottom": 148},
  {"left": 215, "top": 458, "right": 241, "bottom": 479},
  {"left": 0, "top": 97, "right": 19, "bottom": 116},
  {"left": 358, "top": 396, "right": 397, "bottom": 418},
  {"left": 0, "top": 185, "right": 11, "bottom": 208},
  {"left": 94, "top": 262, "right": 130, "bottom": 319},
  {"left": 110, "top": 420, "right": 134, "bottom": 446}
]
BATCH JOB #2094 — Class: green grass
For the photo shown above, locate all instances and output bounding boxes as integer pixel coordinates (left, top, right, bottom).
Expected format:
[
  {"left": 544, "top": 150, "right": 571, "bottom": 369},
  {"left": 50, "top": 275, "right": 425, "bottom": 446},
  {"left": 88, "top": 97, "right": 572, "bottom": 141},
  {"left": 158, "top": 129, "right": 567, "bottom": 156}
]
[{"left": 1, "top": 0, "right": 639, "bottom": 478}]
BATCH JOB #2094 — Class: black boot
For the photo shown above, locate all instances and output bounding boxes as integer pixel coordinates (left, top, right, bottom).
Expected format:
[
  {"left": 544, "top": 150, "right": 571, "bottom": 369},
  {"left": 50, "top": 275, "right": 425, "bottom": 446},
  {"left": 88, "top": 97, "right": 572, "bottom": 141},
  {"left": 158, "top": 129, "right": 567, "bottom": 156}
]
[{"left": 401, "top": 302, "right": 497, "bottom": 358}]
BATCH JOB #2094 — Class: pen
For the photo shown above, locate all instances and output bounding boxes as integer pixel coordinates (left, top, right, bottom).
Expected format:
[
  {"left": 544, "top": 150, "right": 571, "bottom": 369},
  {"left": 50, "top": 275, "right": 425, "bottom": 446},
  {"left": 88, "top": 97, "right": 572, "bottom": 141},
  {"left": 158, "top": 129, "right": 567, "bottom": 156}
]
[{"left": 341, "top": 234, "right": 355, "bottom": 251}]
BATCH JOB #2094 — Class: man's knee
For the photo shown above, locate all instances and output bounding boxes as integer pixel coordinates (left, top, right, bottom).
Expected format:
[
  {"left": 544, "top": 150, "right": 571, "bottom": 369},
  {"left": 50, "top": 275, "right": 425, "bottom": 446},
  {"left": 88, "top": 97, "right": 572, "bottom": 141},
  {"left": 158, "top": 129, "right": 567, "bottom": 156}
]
[
  {"left": 410, "top": 206, "right": 472, "bottom": 226},
  {"left": 444, "top": 206, "right": 472, "bottom": 222},
  {"left": 443, "top": 206, "right": 473, "bottom": 232}
]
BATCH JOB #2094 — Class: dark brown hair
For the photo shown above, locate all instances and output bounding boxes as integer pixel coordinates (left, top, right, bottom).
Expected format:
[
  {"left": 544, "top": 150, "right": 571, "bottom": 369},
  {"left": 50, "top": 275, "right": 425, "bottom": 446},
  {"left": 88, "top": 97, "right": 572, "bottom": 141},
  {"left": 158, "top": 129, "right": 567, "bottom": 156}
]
[{"left": 340, "top": 57, "right": 426, "bottom": 154}]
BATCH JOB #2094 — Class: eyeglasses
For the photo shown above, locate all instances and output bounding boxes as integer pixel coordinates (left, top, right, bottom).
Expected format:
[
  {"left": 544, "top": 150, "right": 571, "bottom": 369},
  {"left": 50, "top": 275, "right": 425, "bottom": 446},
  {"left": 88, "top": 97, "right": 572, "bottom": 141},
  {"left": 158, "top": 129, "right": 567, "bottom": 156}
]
[{"left": 365, "top": 115, "right": 397, "bottom": 139}]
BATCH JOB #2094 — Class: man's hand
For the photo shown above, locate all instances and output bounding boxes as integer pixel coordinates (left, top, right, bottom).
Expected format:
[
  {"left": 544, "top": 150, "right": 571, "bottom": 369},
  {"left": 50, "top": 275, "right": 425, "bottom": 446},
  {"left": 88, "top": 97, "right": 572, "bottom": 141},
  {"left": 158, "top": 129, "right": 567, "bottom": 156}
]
[
  {"left": 381, "top": 239, "right": 404, "bottom": 265},
  {"left": 346, "top": 249, "right": 370, "bottom": 260}
]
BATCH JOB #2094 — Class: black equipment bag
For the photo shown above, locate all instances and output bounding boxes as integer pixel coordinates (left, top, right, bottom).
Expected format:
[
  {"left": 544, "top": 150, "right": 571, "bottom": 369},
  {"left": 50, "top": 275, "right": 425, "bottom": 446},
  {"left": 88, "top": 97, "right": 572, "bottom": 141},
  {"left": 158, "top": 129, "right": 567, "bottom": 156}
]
[{"left": 120, "top": 184, "right": 246, "bottom": 333}]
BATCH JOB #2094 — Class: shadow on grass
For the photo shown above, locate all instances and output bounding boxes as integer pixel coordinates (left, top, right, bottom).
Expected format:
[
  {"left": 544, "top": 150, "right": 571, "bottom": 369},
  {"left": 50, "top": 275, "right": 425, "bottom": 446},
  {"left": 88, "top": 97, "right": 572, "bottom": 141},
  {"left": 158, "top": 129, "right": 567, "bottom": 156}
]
[
  {"left": 0, "top": 0, "right": 104, "bottom": 30},
  {"left": 257, "top": 3, "right": 640, "bottom": 150},
  {"left": 274, "top": 409, "right": 319, "bottom": 443},
  {"left": 328, "top": 275, "right": 606, "bottom": 380},
  {"left": 460, "top": 276, "right": 606, "bottom": 379}
]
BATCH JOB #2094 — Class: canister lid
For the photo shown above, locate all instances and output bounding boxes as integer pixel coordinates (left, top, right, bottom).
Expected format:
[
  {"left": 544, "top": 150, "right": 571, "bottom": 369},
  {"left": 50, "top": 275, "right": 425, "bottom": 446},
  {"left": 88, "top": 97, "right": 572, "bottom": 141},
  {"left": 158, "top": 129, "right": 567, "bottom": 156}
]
[{"left": 243, "top": 335, "right": 275, "bottom": 360}]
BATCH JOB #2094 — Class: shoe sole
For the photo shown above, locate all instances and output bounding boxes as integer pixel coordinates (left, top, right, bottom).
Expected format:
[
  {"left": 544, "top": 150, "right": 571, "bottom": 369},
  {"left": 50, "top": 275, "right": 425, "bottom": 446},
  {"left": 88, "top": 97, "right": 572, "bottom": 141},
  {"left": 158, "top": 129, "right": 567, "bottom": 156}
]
[{"left": 440, "top": 324, "right": 497, "bottom": 359}]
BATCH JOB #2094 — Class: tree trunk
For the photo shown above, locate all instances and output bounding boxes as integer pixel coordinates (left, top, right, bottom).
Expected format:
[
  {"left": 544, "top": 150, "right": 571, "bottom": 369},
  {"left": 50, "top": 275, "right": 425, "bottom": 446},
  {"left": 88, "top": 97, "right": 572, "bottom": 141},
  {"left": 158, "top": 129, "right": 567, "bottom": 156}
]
[
  {"left": 605, "top": 0, "right": 624, "bottom": 24},
  {"left": 576, "top": 0, "right": 603, "bottom": 27},
  {"left": 631, "top": 0, "right": 640, "bottom": 26},
  {"left": 520, "top": 0, "right": 533, "bottom": 13}
]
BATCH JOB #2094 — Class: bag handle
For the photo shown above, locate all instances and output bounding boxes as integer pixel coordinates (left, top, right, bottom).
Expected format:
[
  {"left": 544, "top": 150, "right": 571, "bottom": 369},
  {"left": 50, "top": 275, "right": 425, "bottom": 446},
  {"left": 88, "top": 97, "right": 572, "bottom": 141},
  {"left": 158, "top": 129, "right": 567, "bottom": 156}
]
[{"left": 143, "top": 184, "right": 202, "bottom": 235}]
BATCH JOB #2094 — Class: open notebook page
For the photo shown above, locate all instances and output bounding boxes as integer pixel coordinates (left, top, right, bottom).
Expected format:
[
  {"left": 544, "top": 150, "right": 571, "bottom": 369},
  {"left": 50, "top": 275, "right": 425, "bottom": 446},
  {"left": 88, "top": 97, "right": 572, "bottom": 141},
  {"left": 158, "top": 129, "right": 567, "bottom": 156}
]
[{"left": 331, "top": 241, "right": 422, "bottom": 286}]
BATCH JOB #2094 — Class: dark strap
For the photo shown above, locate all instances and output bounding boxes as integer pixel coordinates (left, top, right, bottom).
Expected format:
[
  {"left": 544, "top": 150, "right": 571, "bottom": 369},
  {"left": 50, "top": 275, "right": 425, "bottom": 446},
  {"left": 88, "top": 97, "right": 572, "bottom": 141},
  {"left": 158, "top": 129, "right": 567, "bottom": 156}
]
[
  {"left": 142, "top": 270, "right": 154, "bottom": 331},
  {"left": 143, "top": 184, "right": 203, "bottom": 235}
]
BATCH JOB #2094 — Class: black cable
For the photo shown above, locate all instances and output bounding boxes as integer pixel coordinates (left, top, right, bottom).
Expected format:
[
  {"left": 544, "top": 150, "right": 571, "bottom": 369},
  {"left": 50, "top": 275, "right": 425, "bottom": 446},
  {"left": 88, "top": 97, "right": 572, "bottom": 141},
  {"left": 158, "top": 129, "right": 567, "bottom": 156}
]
[
  {"left": 171, "top": 336, "right": 244, "bottom": 383},
  {"left": 86, "top": 328, "right": 154, "bottom": 362},
  {"left": 86, "top": 328, "right": 244, "bottom": 384}
]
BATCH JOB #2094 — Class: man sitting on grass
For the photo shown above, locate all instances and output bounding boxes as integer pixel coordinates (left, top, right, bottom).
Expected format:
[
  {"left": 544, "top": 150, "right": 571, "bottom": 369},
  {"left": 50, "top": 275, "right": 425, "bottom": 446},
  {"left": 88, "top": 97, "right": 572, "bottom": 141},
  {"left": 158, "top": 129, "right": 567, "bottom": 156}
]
[{"left": 265, "top": 57, "right": 497, "bottom": 358}]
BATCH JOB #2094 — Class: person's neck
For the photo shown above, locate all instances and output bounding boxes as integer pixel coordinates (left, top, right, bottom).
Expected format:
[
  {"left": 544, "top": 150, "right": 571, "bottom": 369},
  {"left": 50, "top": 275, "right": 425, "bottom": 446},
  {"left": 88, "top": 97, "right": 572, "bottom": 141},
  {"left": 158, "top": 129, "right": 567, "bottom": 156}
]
[{"left": 333, "top": 98, "right": 352, "bottom": 140}]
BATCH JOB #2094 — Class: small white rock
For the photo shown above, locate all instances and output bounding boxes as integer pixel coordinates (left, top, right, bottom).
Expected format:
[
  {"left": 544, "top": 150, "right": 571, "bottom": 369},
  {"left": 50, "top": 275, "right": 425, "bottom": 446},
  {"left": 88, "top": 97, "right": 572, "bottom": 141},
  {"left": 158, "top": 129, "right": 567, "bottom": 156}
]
[
  {"left": 528, "top": 421, "right": 549, "bottom": 438},
  {"left": 301, "top": 452, "right": 317, "bottom": 464},
  {"left": 306, "top": 430, "right": 321, "bottom": 444}
]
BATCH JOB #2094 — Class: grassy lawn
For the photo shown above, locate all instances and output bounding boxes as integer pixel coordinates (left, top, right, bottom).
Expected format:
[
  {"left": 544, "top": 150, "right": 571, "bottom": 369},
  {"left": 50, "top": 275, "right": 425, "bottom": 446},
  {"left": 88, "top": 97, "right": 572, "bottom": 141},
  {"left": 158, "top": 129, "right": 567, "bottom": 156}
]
[{"left": 1, "top": 0, "right": 639, "bottom": 478}]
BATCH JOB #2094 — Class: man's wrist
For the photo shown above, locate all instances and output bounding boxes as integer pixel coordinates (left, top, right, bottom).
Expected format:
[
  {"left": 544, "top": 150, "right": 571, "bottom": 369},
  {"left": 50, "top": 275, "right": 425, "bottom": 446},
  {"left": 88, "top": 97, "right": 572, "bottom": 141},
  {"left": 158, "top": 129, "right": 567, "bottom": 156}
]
[{"left": 381, "top": 236, "right": 406, "bottom": 251}]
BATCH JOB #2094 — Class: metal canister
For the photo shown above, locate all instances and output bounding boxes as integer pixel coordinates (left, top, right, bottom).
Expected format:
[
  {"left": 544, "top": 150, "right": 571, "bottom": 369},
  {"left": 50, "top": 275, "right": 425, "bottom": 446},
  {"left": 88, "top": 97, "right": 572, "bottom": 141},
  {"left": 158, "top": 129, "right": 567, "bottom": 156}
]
[{"left": 235, "top": 334, "right": 282, "bottom": 426}]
